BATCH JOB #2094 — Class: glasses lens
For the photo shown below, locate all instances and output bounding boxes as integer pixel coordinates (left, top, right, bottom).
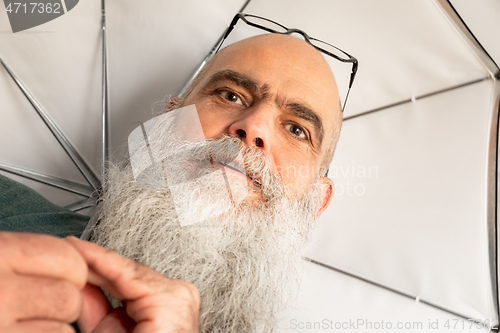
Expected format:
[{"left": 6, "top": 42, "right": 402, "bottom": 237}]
[
  {"left": 309, "top": 38, "right": 351, "bottom": 62},
  {"left": 243, "top": 15, "right": 288, "bottom": 34}
]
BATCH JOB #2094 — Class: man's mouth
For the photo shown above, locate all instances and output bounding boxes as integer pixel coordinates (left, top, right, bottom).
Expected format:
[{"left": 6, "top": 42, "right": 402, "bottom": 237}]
[{"left": 213, "top": 161, "right": 253, "bottom": 183}]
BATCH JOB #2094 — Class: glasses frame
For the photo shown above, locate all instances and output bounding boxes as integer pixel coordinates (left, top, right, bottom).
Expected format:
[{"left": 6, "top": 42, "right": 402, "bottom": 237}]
[{"left": 215, "top": 13, "right": 359, "bottom": 112}]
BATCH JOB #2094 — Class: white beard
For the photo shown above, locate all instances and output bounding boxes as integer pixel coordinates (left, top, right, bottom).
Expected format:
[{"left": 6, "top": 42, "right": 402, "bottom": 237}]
[{"left": 86, "top": 133, "right": 320, "bottom": 332}]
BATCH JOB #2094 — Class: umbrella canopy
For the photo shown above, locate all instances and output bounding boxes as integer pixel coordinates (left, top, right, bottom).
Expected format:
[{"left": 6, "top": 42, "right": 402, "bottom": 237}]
[{"left": 1, "top": 0, "right": 499, "bottom": 331}]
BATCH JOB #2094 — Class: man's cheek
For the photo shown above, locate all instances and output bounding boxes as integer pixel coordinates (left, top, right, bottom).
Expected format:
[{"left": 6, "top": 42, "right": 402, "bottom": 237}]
[
  {"left": 278, "top": 162, "right": 318, "bottom": 192},
  {"left": 198, "top": 113, "right": 230, "bottom": 139}
]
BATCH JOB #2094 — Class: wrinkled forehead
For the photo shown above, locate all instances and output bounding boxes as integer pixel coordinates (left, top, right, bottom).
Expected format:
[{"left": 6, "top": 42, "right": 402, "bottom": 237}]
[{"left": 211, "top": 34, "right": 338, "bottom": 95}]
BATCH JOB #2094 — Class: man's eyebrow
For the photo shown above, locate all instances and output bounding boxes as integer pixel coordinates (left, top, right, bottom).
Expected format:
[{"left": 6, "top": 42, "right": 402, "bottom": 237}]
[
  {"left": 202, "top": 69, "right": 260, "bottom": 95},
  {"left": 202, "top": 69, "right": 324, "bottom": 146},
  {"left": 286, "top": 102, "right": 324, "bottom": 146}
]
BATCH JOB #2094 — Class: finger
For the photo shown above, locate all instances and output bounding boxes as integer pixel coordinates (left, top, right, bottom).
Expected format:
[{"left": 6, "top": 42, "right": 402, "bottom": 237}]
[
  {"left": 77, "top": 284, "right": 112, "bottom": 333},
  {"left": 0, "top": 232, "right": 88, "bottom": 289},
  {"left": 65, "top": 236, "right": 169, "bottom": 300},
  {"left": 66, "top": 237, "right": 201, "bottom": 333},
  {"left": 9, "top": 320, "right": 75, "bottom": 333},
  {"left": 0, "top": 274, "right": 81, "bottom": 323},
  {"left": 92, "top": 308, "right": 135, "bottom": 333}
]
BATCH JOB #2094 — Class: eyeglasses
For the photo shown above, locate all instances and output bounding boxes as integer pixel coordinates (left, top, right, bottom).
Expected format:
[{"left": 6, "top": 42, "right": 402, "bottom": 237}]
[{"left": 215, "top": 13, "right": 359, "bottom": 112}]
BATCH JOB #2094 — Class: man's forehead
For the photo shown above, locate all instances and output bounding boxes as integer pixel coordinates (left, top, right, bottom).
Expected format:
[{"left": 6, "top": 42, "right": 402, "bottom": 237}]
[{"left": 203, "top": 35, "right": 339, "bottom": 103}]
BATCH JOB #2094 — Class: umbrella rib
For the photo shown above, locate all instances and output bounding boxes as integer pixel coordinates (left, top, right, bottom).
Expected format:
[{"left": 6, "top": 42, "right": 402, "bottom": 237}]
[
  {"left": 487, "top": 83, "right": 500, "bottom": 323},
  {"left": 101, "top": 0, "right": 110, "bottom": 182},
  {"left": 178, "top": 0, "right": 253, "bottom": 97},
  {"left": 344, "top": 77, "right": 490, "bottom": 122},
  {"left": 0, "top": 57, "right": 101, "bottom": 192},
  {"left": 65, "top": 198, "right": 96, "bottom": 212},
  {"left": 303, "top": 257, "right": 485, "bottom": 327},
  {"left": 435, "top": 0, "right": 500, "bottom": 78},
  {"left": 0, "top": 163, "right": 95, "bottom": 198}
]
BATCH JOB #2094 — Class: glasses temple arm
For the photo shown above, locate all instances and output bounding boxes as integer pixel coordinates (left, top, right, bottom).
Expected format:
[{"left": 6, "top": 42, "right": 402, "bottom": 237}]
[
  {"left": 348, "top": 61, "right": 358, "bottom": 88},
  {"left": 215, "top": 15, "right": 241, "bottom": 53}
]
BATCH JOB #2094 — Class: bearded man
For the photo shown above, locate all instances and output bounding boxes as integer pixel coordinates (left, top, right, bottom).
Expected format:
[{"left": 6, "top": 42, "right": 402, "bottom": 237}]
[{"left": 0, "top": 25, "right": 347, "bottom": 332}]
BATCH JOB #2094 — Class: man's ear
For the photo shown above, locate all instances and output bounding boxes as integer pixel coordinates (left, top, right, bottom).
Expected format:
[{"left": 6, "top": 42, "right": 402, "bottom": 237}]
[
  {"left": 315, "top": 176, "right": 334, "bottom": 219},
  {"left": 166, "top": 97, "right": 181, "bottom": 111}
]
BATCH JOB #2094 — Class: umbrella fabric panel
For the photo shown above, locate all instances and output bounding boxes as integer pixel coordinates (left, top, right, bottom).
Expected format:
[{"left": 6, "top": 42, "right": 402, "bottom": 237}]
[
  {"left": 308, "top": 79, "right": 497, "bottom": 321},
  {"left": 277, "top": 261, "right": 492, "bottom": 333},
  {"left": 0, "top": 68, "right": 92, "bottom": 191},
  {"left": 244, "top": 0, "right": 489, "bottom": 118}
]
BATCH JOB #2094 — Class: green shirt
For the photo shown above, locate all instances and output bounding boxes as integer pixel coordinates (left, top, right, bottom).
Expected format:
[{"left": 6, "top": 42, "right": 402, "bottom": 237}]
[
  {"left": 0, "top": 174, "right": 89, "bottom": 237},
  {"left": 0, "top": 174, "right": 90, "bottom": 332}
]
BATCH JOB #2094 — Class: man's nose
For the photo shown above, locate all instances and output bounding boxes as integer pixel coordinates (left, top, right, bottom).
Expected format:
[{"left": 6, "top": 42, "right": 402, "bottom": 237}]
[{"left": 227, "top": 105, "right": 274, "bottom": 152}]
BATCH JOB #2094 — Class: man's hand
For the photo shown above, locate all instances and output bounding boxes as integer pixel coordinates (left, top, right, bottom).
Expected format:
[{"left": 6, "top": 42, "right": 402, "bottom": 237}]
[
  {"left": 0, "top": 232, "right": 200, "bottom": 333},
  {"left": 66, "top": 236, "right": 201, "bottom": 333},
  {"left": 0, "top": 232, "right": 88, "bottom": 333}
]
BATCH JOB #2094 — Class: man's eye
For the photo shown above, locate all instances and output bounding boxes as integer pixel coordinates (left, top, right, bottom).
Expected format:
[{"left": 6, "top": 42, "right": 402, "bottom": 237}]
[
  {"left": 219, "top": 91, "right": 243, "bottom": 105},
  {"left": 284, "top": 123, "right": 308, "bottom": 140}
]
